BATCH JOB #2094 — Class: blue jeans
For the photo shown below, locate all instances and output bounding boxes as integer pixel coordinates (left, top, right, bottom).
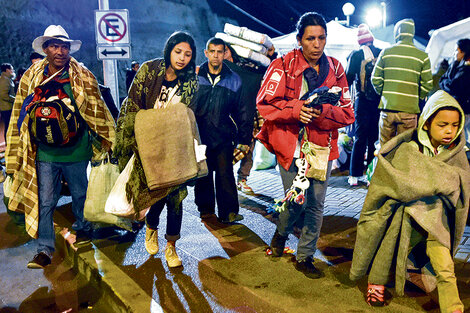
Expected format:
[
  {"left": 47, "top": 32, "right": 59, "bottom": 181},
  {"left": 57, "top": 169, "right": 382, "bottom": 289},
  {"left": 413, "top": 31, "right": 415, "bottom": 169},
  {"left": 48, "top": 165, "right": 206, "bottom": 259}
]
[
  {"left": 277, "top": 159, "right": 332, "bottom": 261},
  {"left": 145, "top": 190, "right": 183, "bottom": 242},
  {"left": 37, "top": 160, "right": 90, "bottom": 256}
]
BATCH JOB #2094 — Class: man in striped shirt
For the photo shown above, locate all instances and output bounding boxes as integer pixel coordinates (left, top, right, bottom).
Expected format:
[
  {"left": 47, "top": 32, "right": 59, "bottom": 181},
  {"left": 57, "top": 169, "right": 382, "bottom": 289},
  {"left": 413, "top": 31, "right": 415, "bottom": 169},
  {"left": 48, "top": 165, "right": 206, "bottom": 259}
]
[{"left": 372, "top": 18, "right": 433, "bottom": 146}]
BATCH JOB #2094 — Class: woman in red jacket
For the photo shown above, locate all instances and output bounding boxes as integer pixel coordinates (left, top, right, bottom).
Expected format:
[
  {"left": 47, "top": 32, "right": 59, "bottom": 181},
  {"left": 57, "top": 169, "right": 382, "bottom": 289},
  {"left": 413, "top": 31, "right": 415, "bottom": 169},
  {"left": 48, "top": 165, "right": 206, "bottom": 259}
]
[{"left": 256, "top": 12, "right": 354, "bottom": 278}]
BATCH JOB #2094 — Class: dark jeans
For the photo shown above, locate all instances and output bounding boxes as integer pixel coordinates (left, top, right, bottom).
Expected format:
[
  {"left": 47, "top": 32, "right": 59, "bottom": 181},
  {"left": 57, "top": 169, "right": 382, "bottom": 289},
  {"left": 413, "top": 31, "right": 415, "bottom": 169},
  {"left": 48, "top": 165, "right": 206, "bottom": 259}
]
[
  {"left": 145, "top": 190, "right": 183, "bottom": 242},
  {"left": 37, "top": 160, "right": 90, "bottom": 256},
  {"left": 349, "top": 96, "right": 380, "bottom": 177},
  {"left": 195, "top": 144, "right": 239, "bottom": 220},
  {"left": 1, "top": 110, "right": 11, "bottom": 143}
]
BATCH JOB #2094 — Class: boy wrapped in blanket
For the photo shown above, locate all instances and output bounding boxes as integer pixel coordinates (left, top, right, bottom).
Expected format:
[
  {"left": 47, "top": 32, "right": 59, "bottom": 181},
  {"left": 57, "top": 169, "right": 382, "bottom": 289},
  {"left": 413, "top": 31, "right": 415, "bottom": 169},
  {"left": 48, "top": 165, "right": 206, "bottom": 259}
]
[{"left": 350, "top": 90, "right": 470, "bottom": 313}]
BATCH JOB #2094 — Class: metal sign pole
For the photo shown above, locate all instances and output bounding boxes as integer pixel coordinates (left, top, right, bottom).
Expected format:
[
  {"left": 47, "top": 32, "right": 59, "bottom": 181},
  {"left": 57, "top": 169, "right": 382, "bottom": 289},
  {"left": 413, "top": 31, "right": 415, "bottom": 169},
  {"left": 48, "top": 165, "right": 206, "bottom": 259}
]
[{"left": 98, "top": 0, "right": 120, "bottom": 108}]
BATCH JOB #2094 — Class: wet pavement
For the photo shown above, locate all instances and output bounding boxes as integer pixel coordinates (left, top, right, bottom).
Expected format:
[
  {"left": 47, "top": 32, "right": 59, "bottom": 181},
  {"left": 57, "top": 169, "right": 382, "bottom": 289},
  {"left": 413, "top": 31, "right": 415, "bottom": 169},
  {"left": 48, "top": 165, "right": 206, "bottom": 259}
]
[
  {"left": 0, "top": 166, "right": 469, "bottom": 312},
  {"left": 0, "top": 201, "right": 104, "bottom": 312}
]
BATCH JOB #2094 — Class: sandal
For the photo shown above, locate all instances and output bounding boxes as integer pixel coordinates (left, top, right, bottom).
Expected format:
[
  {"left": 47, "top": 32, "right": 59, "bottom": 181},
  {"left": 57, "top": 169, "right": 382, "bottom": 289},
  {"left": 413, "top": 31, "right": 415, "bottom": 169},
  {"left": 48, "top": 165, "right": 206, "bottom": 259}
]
[{"left": 366, "top": 283, "right": 385, "bottom": 307}]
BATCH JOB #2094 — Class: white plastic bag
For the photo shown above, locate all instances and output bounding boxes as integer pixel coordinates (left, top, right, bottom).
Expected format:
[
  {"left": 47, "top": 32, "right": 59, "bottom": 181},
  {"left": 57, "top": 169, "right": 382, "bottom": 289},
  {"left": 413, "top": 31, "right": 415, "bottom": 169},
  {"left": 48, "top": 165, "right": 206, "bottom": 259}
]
[
  {"left": 84, "top": 154, "right": 132, "bottom": 231},
  {"left": 104, "top": 155, "right": 135, "bottom": 218}
]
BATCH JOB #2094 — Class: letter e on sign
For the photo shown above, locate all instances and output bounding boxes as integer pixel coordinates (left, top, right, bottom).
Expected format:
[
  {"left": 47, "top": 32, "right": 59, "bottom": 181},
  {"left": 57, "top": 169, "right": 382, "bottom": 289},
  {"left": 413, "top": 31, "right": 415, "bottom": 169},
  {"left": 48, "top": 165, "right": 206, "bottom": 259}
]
[{"left": 95, "top": 10, "right": 130, "bottom": 45}]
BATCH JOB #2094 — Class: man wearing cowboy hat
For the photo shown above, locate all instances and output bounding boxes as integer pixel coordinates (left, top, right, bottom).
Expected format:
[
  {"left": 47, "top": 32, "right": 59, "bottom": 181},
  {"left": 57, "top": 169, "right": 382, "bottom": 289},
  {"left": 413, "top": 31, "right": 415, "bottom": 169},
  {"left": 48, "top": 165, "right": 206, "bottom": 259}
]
[{"left": 5, "top": 25, "right": 115, "bottom": 269}]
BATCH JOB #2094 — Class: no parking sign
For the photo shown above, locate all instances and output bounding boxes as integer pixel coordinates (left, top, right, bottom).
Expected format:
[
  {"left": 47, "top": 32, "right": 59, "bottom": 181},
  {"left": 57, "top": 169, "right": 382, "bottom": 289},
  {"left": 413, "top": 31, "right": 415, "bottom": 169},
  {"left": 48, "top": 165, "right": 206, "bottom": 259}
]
[
  {"left": 95, "top": 9, "right": 130, "bottom": 45},
  {"left": 95, "top": 9, "right": 131, "bottom": 60}
]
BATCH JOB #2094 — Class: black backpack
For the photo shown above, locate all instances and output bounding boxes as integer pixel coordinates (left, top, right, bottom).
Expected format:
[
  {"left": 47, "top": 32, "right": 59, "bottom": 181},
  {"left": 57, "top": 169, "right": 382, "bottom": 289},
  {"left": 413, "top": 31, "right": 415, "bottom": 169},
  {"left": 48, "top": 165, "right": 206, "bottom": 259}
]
[
  {"left": 359, "top": 46, "right": 380, "bottom": 101},
  {"left": 26, "top": 80, "right": 83, "bottom": 146}
]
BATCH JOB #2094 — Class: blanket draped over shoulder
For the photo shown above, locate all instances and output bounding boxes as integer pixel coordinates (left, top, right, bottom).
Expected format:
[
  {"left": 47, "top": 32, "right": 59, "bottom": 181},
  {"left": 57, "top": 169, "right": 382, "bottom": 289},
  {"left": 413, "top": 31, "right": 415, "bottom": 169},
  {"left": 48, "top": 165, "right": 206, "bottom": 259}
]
[
  {"left": 114, "top": 58, "right": 198, "bottom": 212},
  {"left": 350, "top": 130, "right": 470, "bottom": 295},
  {"left": 5, "top": 57, "right": 116, "bottom": 238}
]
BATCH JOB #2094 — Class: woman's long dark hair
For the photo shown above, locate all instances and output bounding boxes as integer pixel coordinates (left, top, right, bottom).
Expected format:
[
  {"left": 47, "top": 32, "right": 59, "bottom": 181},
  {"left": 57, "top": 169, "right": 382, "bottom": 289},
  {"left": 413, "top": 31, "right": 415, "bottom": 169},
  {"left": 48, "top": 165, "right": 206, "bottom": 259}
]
[
  {"left": 457, "top": 38, "right": 470, "bottom": 61},
  {"left": 163, "top": 31, "right": 196, "bottom": 81}
]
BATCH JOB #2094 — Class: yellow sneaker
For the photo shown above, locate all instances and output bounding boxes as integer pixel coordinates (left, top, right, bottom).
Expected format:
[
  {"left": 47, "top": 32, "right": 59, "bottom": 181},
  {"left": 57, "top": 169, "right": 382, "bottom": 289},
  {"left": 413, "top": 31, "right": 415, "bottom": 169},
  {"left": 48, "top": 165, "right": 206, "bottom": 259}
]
[
  {"left": 145, "top": 227, "right": 159, "bottom": 255},
  {"left": 165, "top": 244, "right": 182, "bottom": 268}
]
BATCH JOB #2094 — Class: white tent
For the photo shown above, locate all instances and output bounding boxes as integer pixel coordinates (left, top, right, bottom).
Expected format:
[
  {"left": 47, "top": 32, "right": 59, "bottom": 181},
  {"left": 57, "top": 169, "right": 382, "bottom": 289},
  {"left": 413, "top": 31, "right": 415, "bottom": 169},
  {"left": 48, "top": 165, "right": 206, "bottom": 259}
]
[
  {"left": 372, "top": 24, "right": 427, "bottom": 51},
  {"left": 272, "top": 21, "right": 390, "bottom": 68},
  {"left": 426, "top": 17, "right": 470, "bottom": 74}
]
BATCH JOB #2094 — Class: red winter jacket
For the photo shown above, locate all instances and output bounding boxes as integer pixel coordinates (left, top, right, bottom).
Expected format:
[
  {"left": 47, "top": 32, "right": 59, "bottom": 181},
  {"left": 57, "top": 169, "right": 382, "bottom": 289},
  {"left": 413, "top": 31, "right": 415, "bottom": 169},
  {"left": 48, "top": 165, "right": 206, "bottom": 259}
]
[{"left": 256, "top": 49, "right": 355, "bottom": 171}]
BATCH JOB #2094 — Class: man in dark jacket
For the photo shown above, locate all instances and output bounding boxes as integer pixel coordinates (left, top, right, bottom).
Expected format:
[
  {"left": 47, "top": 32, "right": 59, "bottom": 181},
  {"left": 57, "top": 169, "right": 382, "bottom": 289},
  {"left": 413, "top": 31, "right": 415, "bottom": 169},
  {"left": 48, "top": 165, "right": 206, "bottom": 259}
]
[
  {"left": 190, "top": 37, "right": 251, "bottom": 223},
  {"left": 345, "top": 24, "right": 381, "bottom": 186},
  {"left": 439, "top": 38, "right": 470, "bottom": 149}
]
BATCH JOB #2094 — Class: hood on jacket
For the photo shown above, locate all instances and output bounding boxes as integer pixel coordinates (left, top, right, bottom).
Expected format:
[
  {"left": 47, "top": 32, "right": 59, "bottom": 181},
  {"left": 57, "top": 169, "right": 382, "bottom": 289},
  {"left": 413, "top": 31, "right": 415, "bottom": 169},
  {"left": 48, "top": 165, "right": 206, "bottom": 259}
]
[
  {"left": 394, "top": 18, "right": 415, "bottom": 43},
  {"left": 417, "top": 90, "right": 465, "bottom": 155}
]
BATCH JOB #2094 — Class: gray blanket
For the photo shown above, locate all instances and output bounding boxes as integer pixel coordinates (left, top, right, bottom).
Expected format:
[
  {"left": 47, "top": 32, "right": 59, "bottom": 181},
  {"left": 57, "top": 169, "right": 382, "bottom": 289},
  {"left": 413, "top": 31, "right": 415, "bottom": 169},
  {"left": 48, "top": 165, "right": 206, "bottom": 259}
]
[{"left": 349, "top": 130, "right": 470, "bottom": 295}]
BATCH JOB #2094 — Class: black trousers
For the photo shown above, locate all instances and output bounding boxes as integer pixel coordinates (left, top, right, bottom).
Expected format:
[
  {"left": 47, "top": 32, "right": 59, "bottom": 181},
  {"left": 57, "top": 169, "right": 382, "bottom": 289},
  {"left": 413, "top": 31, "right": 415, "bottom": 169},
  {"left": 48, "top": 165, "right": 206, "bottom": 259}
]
[
  {"left": 349, "top": 95, "right": 380, "bottom": 177},
  {"left": 1, "top": 110, "right": 11, "bottom": 143},
  {"left": 195, "top": 144, "right": 239, "bottom": 220}
]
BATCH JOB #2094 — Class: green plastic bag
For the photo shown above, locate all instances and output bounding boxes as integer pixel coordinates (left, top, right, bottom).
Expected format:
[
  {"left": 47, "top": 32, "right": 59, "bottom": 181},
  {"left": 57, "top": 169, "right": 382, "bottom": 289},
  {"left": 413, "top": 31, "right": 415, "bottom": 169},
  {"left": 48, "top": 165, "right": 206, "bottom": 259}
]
[
  {"left": 253, "top": 141, "right": 277, "bottom": 170},
  {"left": 84, "top": 154, "right": 132, "bottom": 231}
]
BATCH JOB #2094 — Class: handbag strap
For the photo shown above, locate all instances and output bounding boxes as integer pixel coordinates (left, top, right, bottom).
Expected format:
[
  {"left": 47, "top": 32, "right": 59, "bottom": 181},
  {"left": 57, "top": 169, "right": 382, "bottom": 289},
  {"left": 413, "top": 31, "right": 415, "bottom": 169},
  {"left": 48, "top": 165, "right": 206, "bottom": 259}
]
[{"left": 300, "top": 126, "right": 332, "bottom": 150}]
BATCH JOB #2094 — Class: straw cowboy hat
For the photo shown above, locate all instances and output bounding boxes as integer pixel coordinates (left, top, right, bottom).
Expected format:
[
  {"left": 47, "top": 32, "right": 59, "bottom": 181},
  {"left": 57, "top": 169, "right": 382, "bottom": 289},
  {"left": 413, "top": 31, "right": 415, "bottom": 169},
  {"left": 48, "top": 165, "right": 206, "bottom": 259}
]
[{"left": 32, "top": 25, "right": 82, "bottom": 56}]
